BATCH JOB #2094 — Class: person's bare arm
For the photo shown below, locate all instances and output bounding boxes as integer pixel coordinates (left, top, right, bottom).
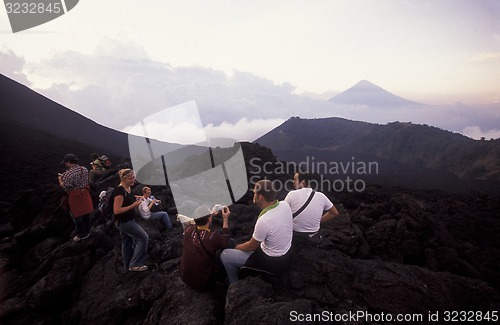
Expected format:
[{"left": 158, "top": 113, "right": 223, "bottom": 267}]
[
  {"left": 221, "top": 207, "right": 230, "bottom": 229},
  {"left": 113, "top": 195, "right": 141, "bottom": 215},
  {"left": 235, "top": 237, "right": 260, "bottom": 251},
  {"left": 320, "top": 205, "right": 339, "bottom": 223}
]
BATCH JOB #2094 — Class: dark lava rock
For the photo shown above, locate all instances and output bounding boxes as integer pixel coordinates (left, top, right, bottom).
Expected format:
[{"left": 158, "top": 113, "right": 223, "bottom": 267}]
[{"left": 1, "top": 182, "right": 499, "bottom": 324}]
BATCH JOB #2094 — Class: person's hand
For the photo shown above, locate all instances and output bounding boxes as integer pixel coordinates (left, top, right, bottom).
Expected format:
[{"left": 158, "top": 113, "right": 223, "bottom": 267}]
[{"left": 221, "top": 206, "right": 230, "bottom": 220}]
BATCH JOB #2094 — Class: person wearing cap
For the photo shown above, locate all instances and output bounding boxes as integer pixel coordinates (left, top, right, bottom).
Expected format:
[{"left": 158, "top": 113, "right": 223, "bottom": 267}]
[
  {"left": 220, "top": 180, "right": 293, "bottom": 283},
  {"left": 110, "top": 168, "right": 149, "bottom": 272},
  {"left": 89, "top": 153, "right": 106, "bottom": 184},
  {"left": 58, "top": 153, "right": 93, "bottom": 242},
  {"left": 179, "top": 205, "right": 233, "bottom": 291}
]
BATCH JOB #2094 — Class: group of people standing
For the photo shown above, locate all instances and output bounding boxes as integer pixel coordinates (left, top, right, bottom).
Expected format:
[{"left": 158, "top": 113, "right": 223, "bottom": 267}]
[
  {"left": 59, "top": 152, "right": 339, "bottom": 281},
  {"left": 58, "top": 154, "right": 170, "bottom": 272}
]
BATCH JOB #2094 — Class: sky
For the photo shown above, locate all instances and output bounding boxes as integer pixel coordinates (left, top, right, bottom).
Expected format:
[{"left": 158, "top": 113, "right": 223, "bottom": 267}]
[{"left": 1, "top": 0, "right": 500, "bottom": 142}]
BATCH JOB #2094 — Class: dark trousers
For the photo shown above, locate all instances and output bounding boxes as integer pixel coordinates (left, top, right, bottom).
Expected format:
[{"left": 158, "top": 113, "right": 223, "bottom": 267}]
[{"left": 73, "top": 213, "right": 92, "bottom": 237}]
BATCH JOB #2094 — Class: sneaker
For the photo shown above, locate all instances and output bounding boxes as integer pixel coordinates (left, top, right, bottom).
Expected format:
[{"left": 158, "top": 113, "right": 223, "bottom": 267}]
[
  {"left": 129, "top": 265, "right": 148, "bottom": 272},
  {"left": 73, "top": 233, "right": 91, "bottom": 242}
]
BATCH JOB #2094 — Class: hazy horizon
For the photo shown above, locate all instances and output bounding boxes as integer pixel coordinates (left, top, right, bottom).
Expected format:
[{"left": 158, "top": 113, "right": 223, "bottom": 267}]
[{"left": 1, "top": 1, "right": 499, "bottom": 141}]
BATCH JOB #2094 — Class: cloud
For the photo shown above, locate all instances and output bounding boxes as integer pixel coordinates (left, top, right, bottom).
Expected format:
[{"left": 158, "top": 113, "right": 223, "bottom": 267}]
[
  {"left": 0, "top": 49, "right": 30, "bottom": 85},
  {"left": 463, "top": 126, "right": 500, "bottom": 140},
  {"left": 126, "top": 120, "right": 206, "bottom": 145},
  {"left": 11, "top": 41, "right": 324, "bottom": 139},
  {"left": 204, "top": 117, "right": 285, "bottom": 142},
  {"left": 1, "top": 42, "right": 500, "bottom": 142},
  {"left": 328, "top": 101, "right": 500, "bottom": 138}
]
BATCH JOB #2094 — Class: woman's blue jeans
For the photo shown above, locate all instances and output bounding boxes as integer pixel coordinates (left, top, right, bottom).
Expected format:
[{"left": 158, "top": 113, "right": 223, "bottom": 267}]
[{"left": 116, "top": 220, "right": 149, "bottom": 269}]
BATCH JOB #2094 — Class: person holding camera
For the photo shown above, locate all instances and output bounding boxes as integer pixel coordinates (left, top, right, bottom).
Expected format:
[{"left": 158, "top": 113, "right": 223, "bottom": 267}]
[
  {"left": 179, "top": 205, "right": 233, "bottom": 291},
  {"left": 138, "top": 186, "right": 173, "bottom": 233}
]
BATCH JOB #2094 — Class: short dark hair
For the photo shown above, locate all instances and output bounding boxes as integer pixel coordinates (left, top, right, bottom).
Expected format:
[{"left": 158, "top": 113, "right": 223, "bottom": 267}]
[
  {"left": 296, "top": 172, "right": 311, "bottom": 187},
  {"left": 254, "top": 180, "right": 276, "bottom": 202}
]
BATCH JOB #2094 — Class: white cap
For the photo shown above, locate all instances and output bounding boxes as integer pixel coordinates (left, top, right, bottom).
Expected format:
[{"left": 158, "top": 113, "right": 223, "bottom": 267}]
[
  {"left": 99, "top": 191, "right": 107, "bottom": 200},
  {"left": 193, "top": 205, "right": 211, "bottom": 219}
]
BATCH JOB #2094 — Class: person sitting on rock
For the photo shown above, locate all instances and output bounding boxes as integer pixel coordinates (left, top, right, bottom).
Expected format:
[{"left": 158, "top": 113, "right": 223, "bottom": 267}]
[
  {"left": 137, "top": 186, "right": 173, "bottom": 234},
  {"left": 179, "top": 205, "right": 233, "bottom": 291},
  {"left": 284, "top": 172, "right": 339, "bottom": 248},
  {"left": 220, "top": 180, "right": 293, "bottom": 283}
]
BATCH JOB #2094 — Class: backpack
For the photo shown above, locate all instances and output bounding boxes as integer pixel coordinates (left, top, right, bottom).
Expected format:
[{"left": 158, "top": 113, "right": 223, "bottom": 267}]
[
  {"left": 98, "top": 155, "right": 112, "bottom": 169},
  {"left": 97, "top": 187, "right": 115, "bottom": 222}
]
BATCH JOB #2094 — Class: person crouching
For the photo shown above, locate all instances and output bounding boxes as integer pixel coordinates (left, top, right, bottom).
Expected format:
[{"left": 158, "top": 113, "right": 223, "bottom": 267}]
[{"left": 179, "top": 205, "right": 233, "bottom": 291}]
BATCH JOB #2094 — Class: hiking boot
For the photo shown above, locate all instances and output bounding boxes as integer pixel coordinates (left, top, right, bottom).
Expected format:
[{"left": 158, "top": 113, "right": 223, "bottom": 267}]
[{"left": 129, "top": 265, "right": 148, "bottom": 272}]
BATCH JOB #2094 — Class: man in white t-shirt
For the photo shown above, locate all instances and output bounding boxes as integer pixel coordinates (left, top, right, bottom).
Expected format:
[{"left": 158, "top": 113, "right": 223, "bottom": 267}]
[
  {"left": 285, "top": 172, "right": 338, "bottom": 247},
  {"left": 220, "top": 180, "right": 293, "bottom": 283}
]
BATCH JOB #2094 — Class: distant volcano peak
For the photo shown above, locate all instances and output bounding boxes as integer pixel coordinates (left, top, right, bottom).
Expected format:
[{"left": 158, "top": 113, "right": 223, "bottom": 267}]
[
  {"left": 329, "top": 80, "right": 422, "bottom": 107},
  {"left": 354, "top": 80, "right": 382, "bottom": 88}
]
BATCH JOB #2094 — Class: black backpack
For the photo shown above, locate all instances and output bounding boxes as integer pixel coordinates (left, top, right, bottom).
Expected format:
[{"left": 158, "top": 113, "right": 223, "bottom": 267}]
[{"left": 97, "top": 187, "right": 115, "bottom": 222}]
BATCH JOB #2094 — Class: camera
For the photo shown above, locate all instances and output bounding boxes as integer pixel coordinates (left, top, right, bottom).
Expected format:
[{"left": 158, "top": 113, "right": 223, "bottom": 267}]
[{"left": 212, "top": 204, "right": 227, "bottom": 213}]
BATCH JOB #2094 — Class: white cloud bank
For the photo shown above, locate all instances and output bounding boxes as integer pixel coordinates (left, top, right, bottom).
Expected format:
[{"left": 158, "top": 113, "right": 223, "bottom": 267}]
[
  {"left": 204, "top": 118, "right": 285, "bottom": 143},
  {"left": 463, "top": 126, "right": 500, "bottom": 140},
  {"left": 1, "top": 44, "right": 500, "bottom": 142}
]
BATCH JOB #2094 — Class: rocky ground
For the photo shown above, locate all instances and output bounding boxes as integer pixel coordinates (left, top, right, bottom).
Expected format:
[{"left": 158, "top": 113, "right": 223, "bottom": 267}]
[{"left": 0, "top": 172, "right": 499, "bottom": 324}]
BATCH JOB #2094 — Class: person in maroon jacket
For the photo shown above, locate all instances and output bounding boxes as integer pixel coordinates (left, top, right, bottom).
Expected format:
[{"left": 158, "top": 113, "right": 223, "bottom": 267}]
[{"left": 179, "top": 205, "right": 233, "bottom": 291}]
